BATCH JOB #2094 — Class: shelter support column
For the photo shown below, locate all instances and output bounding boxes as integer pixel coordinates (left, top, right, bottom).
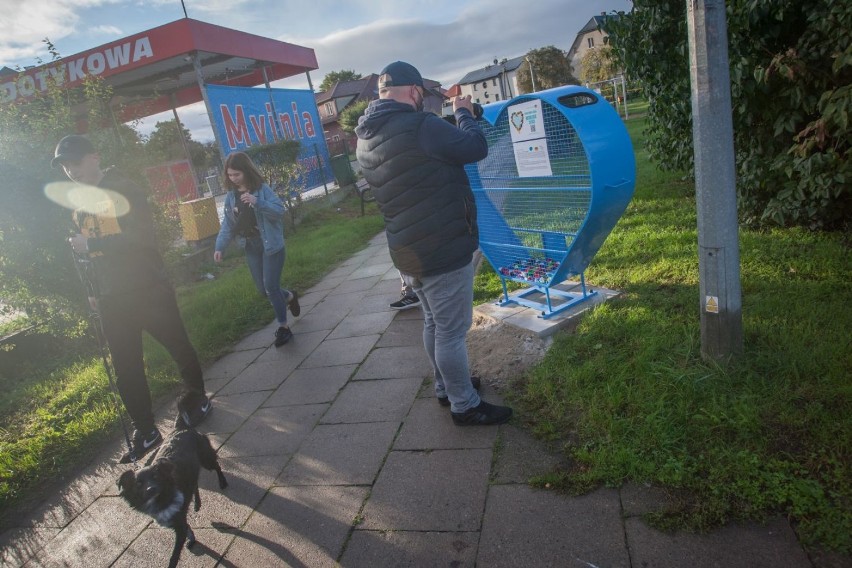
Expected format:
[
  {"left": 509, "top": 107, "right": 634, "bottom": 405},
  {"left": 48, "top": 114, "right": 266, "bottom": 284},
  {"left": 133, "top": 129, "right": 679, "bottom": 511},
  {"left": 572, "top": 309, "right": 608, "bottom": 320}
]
[{"left": 192, "top": 53, "right": 227, "bottom": 169}]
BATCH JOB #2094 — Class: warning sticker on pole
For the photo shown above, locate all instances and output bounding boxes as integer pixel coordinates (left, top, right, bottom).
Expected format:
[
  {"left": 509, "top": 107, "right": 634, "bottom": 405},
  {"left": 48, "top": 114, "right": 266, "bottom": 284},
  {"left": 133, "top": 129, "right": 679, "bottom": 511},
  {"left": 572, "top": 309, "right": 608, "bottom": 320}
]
[{"left": 705, "top": 295, "right": 719, "bottom": 313}]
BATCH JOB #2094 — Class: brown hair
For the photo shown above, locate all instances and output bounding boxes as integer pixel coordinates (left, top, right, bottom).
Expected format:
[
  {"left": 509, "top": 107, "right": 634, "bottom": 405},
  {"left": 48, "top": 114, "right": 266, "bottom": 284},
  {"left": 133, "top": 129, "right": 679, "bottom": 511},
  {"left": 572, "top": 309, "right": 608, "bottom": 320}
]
[{"left": 224, "top": 151, "right": 265, "bottom": 191}]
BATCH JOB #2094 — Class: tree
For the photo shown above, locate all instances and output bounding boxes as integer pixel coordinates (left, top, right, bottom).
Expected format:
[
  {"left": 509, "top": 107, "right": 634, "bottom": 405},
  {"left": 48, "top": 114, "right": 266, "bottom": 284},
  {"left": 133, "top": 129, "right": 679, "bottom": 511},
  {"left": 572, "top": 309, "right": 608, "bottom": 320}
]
[
  {"left": 144, "top": 118, "right": 213, "bottom": 173},
  {"left": 338, "top": 99, "right": 369, "bottom": 134},
  {"left": 318, "top": 70, "right": 363, "bottom": 92},
  {"left": 579, "top": 45, "right": 619, "bottom": 84},
  {"left": 605, "top": 0, "right": 850, "bottom": 229},
  {"left": 516, "top": 46, "right": 579, "bottom": 94}
]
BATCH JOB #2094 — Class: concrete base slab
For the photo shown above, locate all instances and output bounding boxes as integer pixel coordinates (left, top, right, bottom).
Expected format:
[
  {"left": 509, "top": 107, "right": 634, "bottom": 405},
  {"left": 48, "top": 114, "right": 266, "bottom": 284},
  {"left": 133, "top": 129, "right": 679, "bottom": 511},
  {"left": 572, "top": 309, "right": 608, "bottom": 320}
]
[{"left": 476, "top": 282, "right": 621, "bottom": 338}]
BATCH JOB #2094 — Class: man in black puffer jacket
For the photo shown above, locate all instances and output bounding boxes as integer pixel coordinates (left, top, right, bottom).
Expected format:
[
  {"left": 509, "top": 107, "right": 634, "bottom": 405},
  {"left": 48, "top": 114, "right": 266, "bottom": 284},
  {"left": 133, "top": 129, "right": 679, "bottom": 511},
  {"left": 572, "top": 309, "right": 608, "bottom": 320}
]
[{"left": 356, "top": 61, "right": 512, "bottom": 426}]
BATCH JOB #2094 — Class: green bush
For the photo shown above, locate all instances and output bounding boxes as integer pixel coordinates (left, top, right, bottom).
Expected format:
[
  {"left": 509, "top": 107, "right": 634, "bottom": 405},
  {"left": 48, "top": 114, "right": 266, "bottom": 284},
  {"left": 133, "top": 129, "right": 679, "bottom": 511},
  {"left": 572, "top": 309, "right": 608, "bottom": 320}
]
[{"left": 605, "top": 0, "right": 851, "bottom": 229}]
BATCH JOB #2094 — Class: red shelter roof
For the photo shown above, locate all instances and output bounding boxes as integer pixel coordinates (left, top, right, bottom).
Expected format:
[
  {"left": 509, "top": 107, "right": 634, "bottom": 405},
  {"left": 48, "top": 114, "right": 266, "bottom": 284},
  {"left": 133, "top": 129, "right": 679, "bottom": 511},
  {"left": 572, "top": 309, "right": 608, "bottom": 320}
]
[{"left": 1, "top": 18, "right": 319, "bottom": 122}]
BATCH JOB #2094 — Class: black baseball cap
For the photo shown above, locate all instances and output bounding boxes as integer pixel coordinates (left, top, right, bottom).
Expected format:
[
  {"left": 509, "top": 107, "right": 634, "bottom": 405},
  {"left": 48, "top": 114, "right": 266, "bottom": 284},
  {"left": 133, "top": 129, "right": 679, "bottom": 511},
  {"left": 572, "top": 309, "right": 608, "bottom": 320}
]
[
  {"left": 52, "top": 135, "right": 95, "bottom": 168},
  {"left": 378, "top": 61, "right": 423, "bottom": 88}
]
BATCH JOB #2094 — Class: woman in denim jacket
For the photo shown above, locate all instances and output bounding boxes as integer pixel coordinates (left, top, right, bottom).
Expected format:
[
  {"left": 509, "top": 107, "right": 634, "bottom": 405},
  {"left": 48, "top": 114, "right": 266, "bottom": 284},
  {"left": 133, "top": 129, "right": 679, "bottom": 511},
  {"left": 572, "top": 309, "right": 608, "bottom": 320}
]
[{"left": 214, "top": 152, "right": 300, "bottom": 346}]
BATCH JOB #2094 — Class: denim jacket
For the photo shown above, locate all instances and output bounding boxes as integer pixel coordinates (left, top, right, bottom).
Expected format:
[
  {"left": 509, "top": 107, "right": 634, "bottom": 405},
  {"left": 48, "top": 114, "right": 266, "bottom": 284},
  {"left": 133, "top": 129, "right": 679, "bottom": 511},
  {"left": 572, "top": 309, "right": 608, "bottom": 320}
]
[{"left": 215, "top": 183, "right": 285, "bottom": 255}]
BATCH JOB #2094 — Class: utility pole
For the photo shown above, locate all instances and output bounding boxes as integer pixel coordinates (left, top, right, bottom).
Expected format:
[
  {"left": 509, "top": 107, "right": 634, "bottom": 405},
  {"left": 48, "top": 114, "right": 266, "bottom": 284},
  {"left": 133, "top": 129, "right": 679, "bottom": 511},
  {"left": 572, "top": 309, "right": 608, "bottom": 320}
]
[
  {"left": 526, "top": 57, "right": 537, "bottom": 92},
  {"left": 687, "top": 0, "right": 743, "bottom": 361}
]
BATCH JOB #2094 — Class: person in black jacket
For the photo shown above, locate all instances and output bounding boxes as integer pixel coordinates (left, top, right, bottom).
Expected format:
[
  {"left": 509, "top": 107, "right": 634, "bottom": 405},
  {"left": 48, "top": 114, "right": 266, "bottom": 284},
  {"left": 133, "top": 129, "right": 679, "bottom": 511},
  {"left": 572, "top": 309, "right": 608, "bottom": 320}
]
[
  {"left": 355, "top": 61, "right": 512, "bottom": 426},
  {"left": 53, "top": 135, "right": 212, "bottom": 462}
]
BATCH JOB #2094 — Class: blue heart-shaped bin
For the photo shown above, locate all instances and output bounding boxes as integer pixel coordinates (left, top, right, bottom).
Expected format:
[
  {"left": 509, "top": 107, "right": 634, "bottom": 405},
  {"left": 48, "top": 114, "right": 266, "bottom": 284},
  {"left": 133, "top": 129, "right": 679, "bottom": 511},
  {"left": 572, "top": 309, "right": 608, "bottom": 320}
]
[{"left": 465, "top": 85, "right": 636, "bottom": 318}]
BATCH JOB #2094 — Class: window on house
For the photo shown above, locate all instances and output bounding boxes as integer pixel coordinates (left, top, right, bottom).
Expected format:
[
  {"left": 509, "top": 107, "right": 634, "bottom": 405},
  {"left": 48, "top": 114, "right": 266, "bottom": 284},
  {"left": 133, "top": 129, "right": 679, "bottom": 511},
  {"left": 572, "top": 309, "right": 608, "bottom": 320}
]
[
  {"left": 587, "top": 37, "right": 595, "bottom": 48},
  {"left": 492, "top": 78, "right": 497, "bottom": 86},
  {"left": 324, "top": 102, "right": 334, "bottom": 116},
  {"left": 482, "top": 81, "right": 487, "bottom": 88},
  {"left": 473, "top": 83, "right": 477, "bottom": 91},
  {"left": 495, "top": 94, "right": 500, "bottom": 101},
  {"left": 475, "top": 98, "right": 480, "bottom": 104}
]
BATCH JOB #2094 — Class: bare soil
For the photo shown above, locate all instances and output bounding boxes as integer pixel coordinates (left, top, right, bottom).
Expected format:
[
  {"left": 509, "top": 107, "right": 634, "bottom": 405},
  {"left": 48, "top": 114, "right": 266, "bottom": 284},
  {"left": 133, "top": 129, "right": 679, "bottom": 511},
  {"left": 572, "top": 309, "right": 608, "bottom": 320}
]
[{"left": 466, "top": 311, "right": 552, "bottom": 390}]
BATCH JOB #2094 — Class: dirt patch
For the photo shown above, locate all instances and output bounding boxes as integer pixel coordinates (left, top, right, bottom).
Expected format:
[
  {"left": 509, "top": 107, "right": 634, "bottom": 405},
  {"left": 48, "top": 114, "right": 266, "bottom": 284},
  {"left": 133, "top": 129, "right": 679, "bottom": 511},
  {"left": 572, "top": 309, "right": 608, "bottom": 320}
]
[{"left": 466, "top": 311, "right": 552, "bottom": 390}]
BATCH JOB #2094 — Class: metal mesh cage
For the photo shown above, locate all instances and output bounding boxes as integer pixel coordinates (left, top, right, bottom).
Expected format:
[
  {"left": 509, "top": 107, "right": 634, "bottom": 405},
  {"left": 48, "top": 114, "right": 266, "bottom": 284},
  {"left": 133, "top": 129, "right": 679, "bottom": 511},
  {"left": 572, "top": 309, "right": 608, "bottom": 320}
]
[{"left": 466, "top": 85, "right": 635, "bottom": 317}]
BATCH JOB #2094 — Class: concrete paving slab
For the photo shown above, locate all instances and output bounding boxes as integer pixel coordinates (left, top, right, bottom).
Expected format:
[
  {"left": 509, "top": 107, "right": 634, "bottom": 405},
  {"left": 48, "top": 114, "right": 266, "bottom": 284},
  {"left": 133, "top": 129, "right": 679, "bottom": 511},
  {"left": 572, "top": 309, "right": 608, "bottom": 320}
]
[
  {"left": 262, "top": 365, "right": 356, "bottom": 407},
  {"left": 325, "top": 264, "right": 360, "bottom": 280},
  {"left": 491, "top": 424, "right": 564, "bottom": 484},
  {"left": 321, "top": 377, "right": 421, "bottom": 424},
  {"left": 327, "top": 275, "right": 382, "bottom": 295},
  {"left": 112, "top": 526, "right": 233, "bottom": 567},
  {"left": 625, "top": 515, "right": 812, "bottom": 568},
  {"left": 276, "top": 422, "right": 399, "bottom": 485},
  {"left": 341, "top": 530, "right": 478, "bottom": 567},
  {"left": 306, "top": 274, "right": 347, "bottom": 293},
  {"left": 478, "top": 485, "right": 628, "bottom": 568},
  {"left": 201, "top": 390, "right": 270, "bottom": 435},
  {"left": 231, "top": 325, "right": 278, "bottom": 351},
  {"left": 294, "top": 287, "right": 330, "bottom": 310},
  {"left": 360, "top": 449, "right": 492, "bottom": 531},
  {"left": 311, "top": 289, "right": 368, "bottom": 312},
  {"left": 326, "top": 311, "right": 396, "bottom": 340},
  {"left": 366, "top": 276, "right": 403, "bottom": 298},
  {"left": 203, "top": 348, "right": 264, "bottom": 379},
  {"left": 26, "top": 496, "right": 150, "bottom": 568},
  {"left": 0, "top": 527, "right": 59, "bottom": 568},
  {"left": 351, "top": 345, "right": 432, "bottom": 380},
  {"left": 394, "top": 397, "right": 498, "bottom": 450},
  {"left": 254, "top": 328, "right": 328, "bottom": 365},
  {"left": 375, "top": 318, "right": 424, "bottom": 348},
  {"left": 217, "top": 358, "right": 299, "bottom": 395},
  {"left": 221, "top": 485, "right": 367, "bottom": 568},
  {"left": 288, "top": 310, "right": 347, "bottom": 334},
  {"left": 217, "top": 404, "right": 327, "bottom": 458},
  {"left": 192, "top": 454, "right": 290, "bottom": 530},
  {"left": 348, "top": 292, "right": 399, "bottom": 315},
  {"left": 300, "top": 334, "right": 380, "bottom": 368},
  {"left": 350, "top": 262, "right": 393, "bottom": 280}
]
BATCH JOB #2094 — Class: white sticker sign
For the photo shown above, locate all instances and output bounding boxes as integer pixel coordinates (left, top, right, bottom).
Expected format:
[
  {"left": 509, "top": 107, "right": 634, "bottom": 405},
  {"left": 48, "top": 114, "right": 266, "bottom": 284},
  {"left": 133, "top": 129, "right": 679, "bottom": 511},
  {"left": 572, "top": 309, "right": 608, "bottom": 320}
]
[{"left": 507, "top": 99, "right": 552, "bottom": 177}]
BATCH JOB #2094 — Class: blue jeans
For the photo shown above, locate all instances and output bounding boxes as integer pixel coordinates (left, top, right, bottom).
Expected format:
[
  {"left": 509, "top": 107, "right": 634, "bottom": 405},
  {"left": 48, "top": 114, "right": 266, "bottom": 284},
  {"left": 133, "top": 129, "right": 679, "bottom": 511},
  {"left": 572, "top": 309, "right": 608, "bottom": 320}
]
[
  {"left": 402, "top": 260, "right": 480, "bottom": 413},
  {"left": 245, "top": 237, "right": 290, "bottom": 326}
]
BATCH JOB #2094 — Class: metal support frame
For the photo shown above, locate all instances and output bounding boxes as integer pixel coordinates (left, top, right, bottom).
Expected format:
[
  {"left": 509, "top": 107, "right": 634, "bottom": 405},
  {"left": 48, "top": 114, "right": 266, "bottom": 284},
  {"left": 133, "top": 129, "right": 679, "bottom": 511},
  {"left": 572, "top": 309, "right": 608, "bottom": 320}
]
[{"left": 496, "top": 272, "right": 598, "bottom": 319}]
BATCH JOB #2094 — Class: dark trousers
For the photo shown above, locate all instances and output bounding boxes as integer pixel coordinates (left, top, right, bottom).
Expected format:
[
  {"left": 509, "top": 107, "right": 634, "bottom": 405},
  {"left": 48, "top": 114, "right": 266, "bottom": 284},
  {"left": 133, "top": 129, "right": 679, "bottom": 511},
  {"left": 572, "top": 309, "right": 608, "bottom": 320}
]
[{"left": 99, "top": 281, "right": 204, "bottom": 433}]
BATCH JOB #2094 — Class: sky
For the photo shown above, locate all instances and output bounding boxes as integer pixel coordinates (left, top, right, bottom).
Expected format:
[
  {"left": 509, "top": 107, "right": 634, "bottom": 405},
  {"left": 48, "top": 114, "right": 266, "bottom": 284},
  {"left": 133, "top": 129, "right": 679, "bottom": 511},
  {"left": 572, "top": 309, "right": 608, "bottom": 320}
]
[{"left": 0, "top": 0, "right": 631, "bottom": 141}]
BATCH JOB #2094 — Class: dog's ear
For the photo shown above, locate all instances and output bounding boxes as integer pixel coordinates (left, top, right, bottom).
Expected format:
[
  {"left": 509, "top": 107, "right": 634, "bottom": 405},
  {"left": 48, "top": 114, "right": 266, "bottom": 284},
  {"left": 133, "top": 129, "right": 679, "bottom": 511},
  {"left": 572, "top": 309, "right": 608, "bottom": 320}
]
[{"left": 117, "top": 470, "right": 135, "bottom": 493}]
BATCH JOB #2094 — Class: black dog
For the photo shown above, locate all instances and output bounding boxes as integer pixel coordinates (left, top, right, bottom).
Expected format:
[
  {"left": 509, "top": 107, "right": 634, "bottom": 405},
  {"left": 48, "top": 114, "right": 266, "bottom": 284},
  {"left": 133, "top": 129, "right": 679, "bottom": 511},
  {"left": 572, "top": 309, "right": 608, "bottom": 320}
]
[{"left": 118, "top": 418, "right": 227, "bottom": 568}]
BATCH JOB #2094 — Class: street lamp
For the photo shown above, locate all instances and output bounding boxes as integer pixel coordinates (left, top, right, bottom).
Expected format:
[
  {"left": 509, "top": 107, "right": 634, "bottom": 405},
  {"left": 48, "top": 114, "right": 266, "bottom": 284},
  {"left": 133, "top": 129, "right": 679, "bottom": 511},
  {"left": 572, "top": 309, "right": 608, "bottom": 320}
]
[{"left": 526, "top": 57, "right": 537, "bottom": 92}]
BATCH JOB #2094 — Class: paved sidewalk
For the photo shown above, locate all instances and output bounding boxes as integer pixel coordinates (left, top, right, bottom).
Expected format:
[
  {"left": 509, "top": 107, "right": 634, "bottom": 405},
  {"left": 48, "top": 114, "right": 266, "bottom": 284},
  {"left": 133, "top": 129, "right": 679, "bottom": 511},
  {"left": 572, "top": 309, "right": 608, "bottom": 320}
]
[{"left": 1, "top": 232, "right": 818, "bottom": 567}]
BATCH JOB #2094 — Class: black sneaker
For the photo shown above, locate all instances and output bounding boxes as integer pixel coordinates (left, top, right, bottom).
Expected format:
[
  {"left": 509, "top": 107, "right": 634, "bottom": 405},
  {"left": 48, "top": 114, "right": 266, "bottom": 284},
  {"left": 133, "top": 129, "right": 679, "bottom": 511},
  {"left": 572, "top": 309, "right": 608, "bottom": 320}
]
[
  {"left": 390, "top": 293, "right": 420, "bottom": 310},
  {"left": 451, "top": 400, "right": 513, "bottom": 426},
  {"left": 119, "top": 428, "right": 162, "bottom": 463},
  {"left": 275, "top": 326, "right": 293, "bottom": 347},
  {"left": 438, "top": 376, "right": 482, "bottom": 406},
  {"left": 180, "top": 393, "right": 212, "bottom": 428},
  {"left": 288, "top": 290, "right": 301, "bottom": 317}
]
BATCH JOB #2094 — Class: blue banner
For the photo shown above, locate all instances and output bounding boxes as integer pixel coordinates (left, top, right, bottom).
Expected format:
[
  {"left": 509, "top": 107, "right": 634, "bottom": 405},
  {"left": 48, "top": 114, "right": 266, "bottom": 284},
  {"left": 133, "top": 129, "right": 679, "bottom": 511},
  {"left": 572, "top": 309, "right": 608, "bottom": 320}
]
[{"left": 206, "top": 84, "right": 333, "bottom": 191}]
